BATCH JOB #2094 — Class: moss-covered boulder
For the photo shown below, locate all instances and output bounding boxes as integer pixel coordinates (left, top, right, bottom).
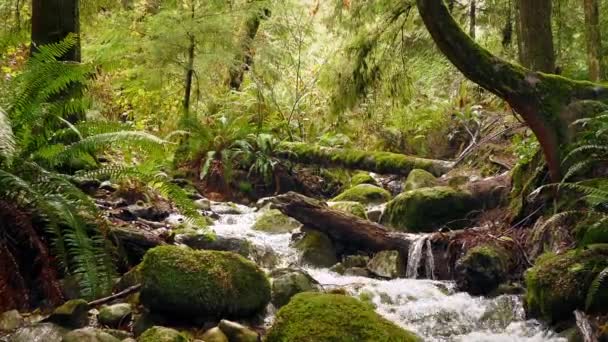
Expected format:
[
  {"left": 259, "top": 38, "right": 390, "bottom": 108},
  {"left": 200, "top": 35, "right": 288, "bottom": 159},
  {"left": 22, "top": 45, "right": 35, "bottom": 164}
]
[
  {"left": 98, "top": 303, "right": 132, "bottom": 328},
  {"left": 455, "top": 244, "right": 511, "bottom": 295},
  {"left": 403, "top": 169, "right": 438, "bottom": 191},
  {"left": 294, "top": 231, "right": 338, "bottom": 268},
  {"left": 270, "top": 268, "right": 321, "bottom": 308},
  {"left": 63, "top": 328, "right": 121, "bottom": 342},
  {"left": 139, "top": 246, "right": 270, "bottom": 319},
  {"left": 46, "top": 299, "right": 90, "bottom": 328},
  {"left": 137, "top": 326, "right": 188, "bottom": 342},
  {"left": 351, "top": 172, "right": 378, "bottom": 187},
  {"left": 252, "top": 209, "right": 301, "bottom": 234},
  {"left": 265, "top": 292, "right": 421, "bottom": 342},
  {"left": 332, "top": 184, "right": 392, "bottom": 205},
  {"left": 329, "top": 201, "right": 368, "bottom": 219},
  {"left": 525, "top": 248, "right": 608, "bottom": 324},
  {"left": 381, "top": 186, "right": 476, "bottom": 232},
  {"left": 201, "top": 327, "right": 228, "bottom": 342}
]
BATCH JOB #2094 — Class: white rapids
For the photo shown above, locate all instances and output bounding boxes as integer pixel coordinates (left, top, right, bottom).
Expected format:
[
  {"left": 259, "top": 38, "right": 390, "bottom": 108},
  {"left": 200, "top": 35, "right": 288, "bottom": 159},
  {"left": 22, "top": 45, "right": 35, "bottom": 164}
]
[{"left": 207, "top": 203, "right": 566, "bottom": 342}]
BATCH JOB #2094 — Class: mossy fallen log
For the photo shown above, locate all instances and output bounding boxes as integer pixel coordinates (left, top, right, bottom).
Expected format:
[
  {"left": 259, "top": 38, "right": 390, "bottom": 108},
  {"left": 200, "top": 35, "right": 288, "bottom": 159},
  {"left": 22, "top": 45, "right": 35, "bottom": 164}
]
[{"left": 278, "top": 142, "right": 454, "bottom": 176}]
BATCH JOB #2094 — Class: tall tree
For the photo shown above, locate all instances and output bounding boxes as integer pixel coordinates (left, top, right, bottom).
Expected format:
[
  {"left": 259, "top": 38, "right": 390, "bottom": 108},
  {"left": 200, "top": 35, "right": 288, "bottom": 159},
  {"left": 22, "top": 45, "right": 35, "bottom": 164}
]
[
  {"left": 31, "top": 0, "right": 80, "bottom": 61},
  {"left": 583, "top": 0, "right": 602, "bottom": 81},
  {"left": 516, "top": 0, "right": 555, "bottom": 73},
  {"left": 469, "top": 0, "right": 476, "bottom": 40},
  {"left": 416, "top": 0, "right": 608, "bottom": 182}
]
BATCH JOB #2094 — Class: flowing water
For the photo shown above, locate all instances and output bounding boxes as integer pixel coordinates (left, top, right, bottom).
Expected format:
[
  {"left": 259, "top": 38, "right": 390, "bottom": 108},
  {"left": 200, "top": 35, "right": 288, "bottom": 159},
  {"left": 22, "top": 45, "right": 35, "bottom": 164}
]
[
  {"left": 574, "top": 310, "right": 594, "bottom": 342},
  {"left": 205, "top": 203, "right": 566, "bottom": 342}
]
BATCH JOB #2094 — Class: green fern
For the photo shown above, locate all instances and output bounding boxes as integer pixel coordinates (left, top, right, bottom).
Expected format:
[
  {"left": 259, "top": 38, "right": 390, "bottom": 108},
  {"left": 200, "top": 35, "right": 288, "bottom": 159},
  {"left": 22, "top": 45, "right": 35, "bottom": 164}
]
[{"left": 585, "top": 267, "right": 608, "bottom": 311}]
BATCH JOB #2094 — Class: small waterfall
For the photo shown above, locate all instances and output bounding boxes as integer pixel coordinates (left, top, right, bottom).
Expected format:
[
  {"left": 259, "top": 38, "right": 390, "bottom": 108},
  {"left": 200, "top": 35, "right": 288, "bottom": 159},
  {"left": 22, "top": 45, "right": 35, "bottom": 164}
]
[
  {"left": 406, "top": 236, "right": 427, "bottom": 278},
  {"left": 424, "top": 238, "right": 435, "bottom": 280},
  {"left": 574, "top": 310, "right": 594, "bottom": 342}
]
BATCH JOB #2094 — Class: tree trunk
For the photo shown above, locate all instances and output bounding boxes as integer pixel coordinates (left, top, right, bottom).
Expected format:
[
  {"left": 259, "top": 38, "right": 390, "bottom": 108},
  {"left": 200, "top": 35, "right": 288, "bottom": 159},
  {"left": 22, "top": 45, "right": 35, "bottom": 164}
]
[
  {"left": 31, "top": 0, "right": 80, "bottom": 62},
  {"left": 183, "top": 34, "right": 195, "bottom": 113},
  {"left": 416, "top": 0, "right": 608, "bottom": 182},
  {"left": 516, "top": 0, "right": 555, "bottom": 73},
  {"left": 278, "top": 142, "right": 454, "bottom": 176},
  {"left": 469, "top": 0, "right": 476, "bottom": 40},
  {"left": 228, "top": 8, "right": 270, "bottom": 91},
  {"left": 583, "top": 0, "right": 602, "bottom": 81},
  {"left": 14, "top": 0, "right": 21, "bottom": 31}
]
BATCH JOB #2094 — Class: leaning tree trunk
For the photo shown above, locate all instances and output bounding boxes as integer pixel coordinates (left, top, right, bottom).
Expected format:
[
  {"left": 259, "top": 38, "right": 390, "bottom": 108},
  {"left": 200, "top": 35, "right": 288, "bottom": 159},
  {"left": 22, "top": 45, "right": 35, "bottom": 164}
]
[
  {"left": 583, "top": 0, "right": 603, "bottom": 82},
  {"left": 516, "top": 0, "right": 555, "bottom": 73},
  {"left": 416, "top": 0, "right": 608, "bottom": 182},
  {"left": 31, "top": 0, "right": 80, "bottom": 61}
]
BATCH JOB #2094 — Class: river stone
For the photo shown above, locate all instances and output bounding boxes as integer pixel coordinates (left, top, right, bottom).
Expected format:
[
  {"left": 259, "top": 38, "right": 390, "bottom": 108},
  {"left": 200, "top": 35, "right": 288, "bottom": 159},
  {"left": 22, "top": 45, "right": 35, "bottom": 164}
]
[
  {"left": 271, "top": 268, "right": 321, "bottom": 308},
  {"left": 137, "top": 326, "right": 188, "bottom": 342},
  {"left": 210, "top": 202, "right": 243, "bottom": 215},
  {"left": 367, "top": 250, "right": 405, "bottom": 279},
  {"left": 328, "top": 201, "right": 368, "bottom": 219},
  {"left": 455, "top": 244, "right": 510, "bottom": 296},
  {"left": 98, "top": 303, "right": 132, "bottom": 328},
  {"left": 9, "top": 323, "right": 67, "bottom": 342},
  {"left": 331, "top": 184, "right": 392, "bottom": 205},
  {"left": 177, "top": 234, "right": 252, "bottom": 257},
  {"left": 252, "top": 209, "right": 301, "bottom": 234},
  {"left": 342, "top": 255, "right": 370, "bottom": 268},
  {"left": 294, "top": 231, "right": 338, "bottom": 268},
  {"left": 403, "top": 169, "right": 438, "bottom": 191},
  {"left": 366, "top": 207, "right": 384, "bottom": 223},
  {"left": 218, "top": 320, "right": 258, "bottom": 342},
  {"left": 265, "top": 292, "right": 421, "bottom": 342},
  {"left": 139, "top": 246, "right": 270, "bottom": 319},
  {"left": 46, "top": 299, "right": 90, "bottom": 328},
  {"left": 0, "top": 310, "right": 23, "bottom": 331},
  {"left": 201, "top": 327, "right": 228, "bottom": 342},
  {"left": 62, "top": 327, "right": 121, "bottom": 342},
  {"left": 381, "top": 186, "right": 476, "bottom": 232},
  {"left": 193, "top": 198, "right": 211, "bottom": 210},
  {"left": 344, "top": 267, "right": 371, "bottom": 277}
]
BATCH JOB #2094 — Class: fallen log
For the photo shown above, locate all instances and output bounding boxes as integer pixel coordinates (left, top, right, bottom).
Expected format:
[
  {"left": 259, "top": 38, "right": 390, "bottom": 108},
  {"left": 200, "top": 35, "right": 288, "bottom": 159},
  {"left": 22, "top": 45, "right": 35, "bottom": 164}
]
[{"left": 278, "top": 142, "right": 454, "bottom": 177}]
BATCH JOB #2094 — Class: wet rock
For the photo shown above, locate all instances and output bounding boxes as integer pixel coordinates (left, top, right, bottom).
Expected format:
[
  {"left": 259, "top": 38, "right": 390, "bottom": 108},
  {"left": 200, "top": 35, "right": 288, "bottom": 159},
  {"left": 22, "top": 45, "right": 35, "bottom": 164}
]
[
  {"left": 329, "top": 263, "right": 345, "bottom": 275},
  {"left": 328, "top": 201, "right": 368, "bottom": 219},
  {"left": 137, "top": 326, "right": 188, "bottom": 342},
  {"left": 9, "top": 323, "right": 67, "bottom": 342},
  {"left": 271, "top": 268, "right": 321, "bottom": 308},
  {"left": 385, "top": 179, "right": 404, "bottom": 196},
  {"left": 62, "top": 327, "right": 121, "bottom": 342},
  {"left": 525, "top": 247, "right": 608, "bottom": 324},
  {"left": 193, "top": 198, "right": 211, "bottom": 210},
  {"left": 100, "top": 181, "right": 118, "bottom": 192},
  {"left": 344, "top": 267, "right": 371, "bottom": 277},
  {"left": 367, "top": 250, "right": 405, "bottom": 279},
  {"left": 201, "top": 327, "right": 228, "bottom": 342},
  {"left": 46, "top": 299, "right": 90, "bottom": 328},
  {"left": 252, "top": 209, "right": 301, "bottom": 234},
  {"left": 455, "top": 244, "right": 510, "bottom": 296},
  {"left": 126, "top": 202, "right": 171, "bottom": 222},
  {"left": 140, "top": 246, "right": 270, "bottom": 319},
  {"left": 250, "top": 244, "right": 280, "bottom": 269},
  {"left": 342, "top": 255, "right": 370, "bottom": 268},
  {"left": 103, "top": 329, "right": 131, "bottom": 340},
  {"left": 0, "top": 310, "right": 23, "bottom": 331},
  {"left": 403, "top": 169, "right": 438, "bottom": 191},
  {"left": 218, "top": 320, "right": 258, "bottom": 342},
  {"left": 255, "top": 197, "right": 275, "bottom": 210},
  {"left": 265, "top": 293, "right": 421, "bottom": 342},
  {"left": 331, "top": 184, "right": 392, "bottom": 205},
  {"left": 366, "top": 207, "right": 384, "bottom": 223},
  {"left": 177, "top": 234, "right": 252, "bottom": 257},
  {"left": 114, "top": 266, "right": 142, "bottom": 292},
  {"left": 98, "top": 303, "right": 132, "bottom": 328},
  {"left": 381, "top": 186, "right": 476, "bottom": 233},
  {"left": 294, "top": 231, "right": 338, "bottom": 268},
  {"left": 210, "top": 202, "right": 243, "bottom": 215}
]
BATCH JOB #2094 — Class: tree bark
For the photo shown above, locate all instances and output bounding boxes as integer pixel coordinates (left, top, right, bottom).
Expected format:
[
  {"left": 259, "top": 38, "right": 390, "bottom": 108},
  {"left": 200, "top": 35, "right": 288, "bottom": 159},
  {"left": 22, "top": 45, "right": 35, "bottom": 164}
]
[
  {"left": 31, "top": 0, "right": 80, "bottom": 62},
  {"left": 183, "top": 34, "right": 195, "bottom": 112},
  {"left": 583, "top": 0, "right": 602, "bottom": 81},
  {"left": 469, "top": 0, "right": 476, "bottom": 40},
  {"left": 415, "top": 0, "right": 608, "bottom": 182},
  {"left": 516, "top": 0, "right": 555, "bottom": 73},
  {"left": 278, "top": 142, "right": 454, "bottom": 176}
]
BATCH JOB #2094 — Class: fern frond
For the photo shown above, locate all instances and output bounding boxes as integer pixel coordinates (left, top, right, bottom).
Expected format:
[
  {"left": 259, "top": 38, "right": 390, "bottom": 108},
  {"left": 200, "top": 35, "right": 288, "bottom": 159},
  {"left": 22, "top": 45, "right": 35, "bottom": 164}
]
[
  {"left": 0, "top": 107, "right": 15, "bottom": 159},
  {"left": 586, "top": 267, "right": 608, "bottom": 311}
]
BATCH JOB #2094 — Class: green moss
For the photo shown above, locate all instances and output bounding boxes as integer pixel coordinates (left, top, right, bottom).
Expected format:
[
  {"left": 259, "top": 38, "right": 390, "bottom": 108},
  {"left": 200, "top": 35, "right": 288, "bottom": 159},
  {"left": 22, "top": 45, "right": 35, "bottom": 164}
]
[
  {"left": 332, "top": 184, "right": 391, "bottom": 205},
  {"left": 455, "top": 244, "right": 510, "bottom": 295},
  {"left": 138, "top": 326, "right": 189, "bottom": 342},
  {"left": 403, "top": 169, "right": 438, "bottom": 191},
  {"left": 294, "top": 231, "right": 338, "bottom": 267},
  {"left": 265, "top": 292, "right": 421, "bottom": 342},
  {"left": 329, "top": 201, "right": 368, "bottom": 219},
  {"left": 252, "top": 209, "right": 301, "bottom": 234},
  {"left": 350, "top": 172, "right": 378, "bottom": 187},
  {"left": 139, "top": 246, "right": 270, "bottom": 319},
  {"left": 381, "top": 186, "right": 476, "bottom": 232},
  {"left": 525, "top": 248, "right": 608, "bottom": 324}
]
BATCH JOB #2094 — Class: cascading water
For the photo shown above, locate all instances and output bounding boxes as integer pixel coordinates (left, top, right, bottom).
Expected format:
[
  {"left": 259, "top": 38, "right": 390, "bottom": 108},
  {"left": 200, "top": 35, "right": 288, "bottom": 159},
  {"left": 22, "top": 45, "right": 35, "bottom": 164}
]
[
  {"left": 205, "top": 203, "right": 566, "bottom": 342},
  {"left": 425, "top": 237, "right": 436, "bottom": 280},
  {"left": 574, "top": 310, "right": 594, "bottom": 342},
  {"left": 406, "top": 235, "right": 428, "bottom": 279}
]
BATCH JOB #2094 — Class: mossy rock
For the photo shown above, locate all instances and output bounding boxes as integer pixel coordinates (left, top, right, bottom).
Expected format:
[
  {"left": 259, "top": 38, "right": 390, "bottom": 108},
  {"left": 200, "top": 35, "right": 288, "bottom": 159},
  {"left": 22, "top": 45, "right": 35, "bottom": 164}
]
[
  {"left": 139, "top": 246, "right": 270, "bottom": 319},
  {"left": 252, "top": 209, "right": 301, "bottom": 234},
  {"left": 403, "top": 169, "right": 438, "bottom": 191},
  {"left": 46, "top": 299, "right": 90, "bottom": 328},
  {"left": 331, "top": 184, "right": 392, "bottom": 205},
  {"left": 455, "top": 244, "right": 510, "bottom": 296},
  {"left": 294, "top": 231, "right": 338, "bottom": 268},
  {"left": 137, "top": 326, "right": 189, "bottom": 342},
  {"left": 63, "top": 327, "right": 121, "bottom": 342},
  {"left": 381, "top": 186, "right": 476, "bottom": 233},
  {"left": 525, "top": 248, "right": 608, "bottom": 324},
  {"left": 265, "top": 292, "right": 421, "bottom": 342},
  {"left": 350, "top": 172, "right": 378, "bottom": 187},
  {"left": 329, "top": 201, "right": 368, "bottom": 219},
  {"left": 270, "top": 268, "right": 320, "bottom": 308}
]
